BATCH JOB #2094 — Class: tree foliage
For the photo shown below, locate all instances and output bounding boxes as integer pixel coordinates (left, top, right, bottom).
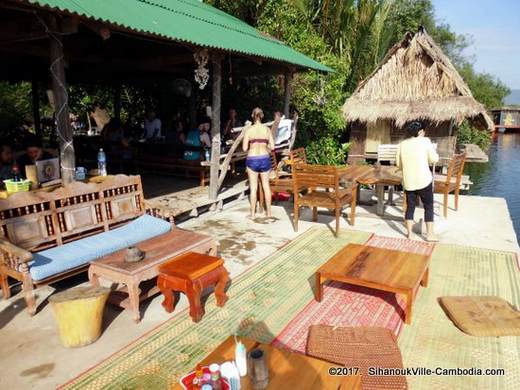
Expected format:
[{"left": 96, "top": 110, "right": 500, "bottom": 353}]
[
  {"left": 208, "top": 0, "right": 509, "bottom": 161},
  {"left": 0, "top": 82, "right": 32, "bottom": 132}
]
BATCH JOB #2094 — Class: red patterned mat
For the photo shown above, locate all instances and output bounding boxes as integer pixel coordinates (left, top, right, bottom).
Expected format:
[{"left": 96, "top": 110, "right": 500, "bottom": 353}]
[
  {"left": 365, "top": 235, "right": 435, "bottom": 256},
  {"left": 271, "top": 235, "right": 435, "bottom": 354}
]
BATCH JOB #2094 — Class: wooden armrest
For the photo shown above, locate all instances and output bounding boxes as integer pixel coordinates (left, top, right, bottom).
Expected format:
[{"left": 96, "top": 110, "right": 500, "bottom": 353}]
[{"left": 0, "top": 238, "right": 33, "bottom": 263}]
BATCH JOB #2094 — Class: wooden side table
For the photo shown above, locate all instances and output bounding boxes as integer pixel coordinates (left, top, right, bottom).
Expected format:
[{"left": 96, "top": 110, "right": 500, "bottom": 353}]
[{"left": 157, "top": 252, "right": 229, "bottom": 323}]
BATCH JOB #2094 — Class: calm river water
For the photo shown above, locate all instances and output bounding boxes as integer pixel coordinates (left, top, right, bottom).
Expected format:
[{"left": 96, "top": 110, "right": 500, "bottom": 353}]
[{"left": 465, "top": 133, "right": 520, "bottom": 240}]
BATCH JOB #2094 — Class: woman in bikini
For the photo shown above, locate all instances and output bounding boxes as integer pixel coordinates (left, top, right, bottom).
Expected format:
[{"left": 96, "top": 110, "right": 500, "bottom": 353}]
[{"left": 243, "top": 107, "right": 275, "bottom": 219}]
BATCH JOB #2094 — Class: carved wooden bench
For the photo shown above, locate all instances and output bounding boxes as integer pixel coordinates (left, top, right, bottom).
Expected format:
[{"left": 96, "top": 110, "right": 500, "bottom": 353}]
[{"left": 0, "top": 175, "right": 214, "bottom": 315}]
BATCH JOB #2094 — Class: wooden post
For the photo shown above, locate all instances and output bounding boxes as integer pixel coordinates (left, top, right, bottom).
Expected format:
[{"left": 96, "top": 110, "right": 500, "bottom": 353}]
[
  {"left": 48, "top": 16, "right": 75, "bottom": 185},
  {"left": 209, "top": 55, "right": 222, "bottom": 200},
  {"left": 31, "top": 80, "right": 42, "bottom": 138},
  {"left": 113, "top": 84, "right": 121, "bottom": 122},
  {"left": 283, "top": 70, "right": 293, "bottom": 118}
]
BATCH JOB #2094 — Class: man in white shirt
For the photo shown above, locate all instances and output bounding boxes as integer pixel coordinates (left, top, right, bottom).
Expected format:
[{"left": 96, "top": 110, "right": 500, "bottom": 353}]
[
  {"left": 396, "top": 121, "right": 439, "bottom": 241},
  {"left": 143, "top": 110, "right": 162, "bottom": 140}
]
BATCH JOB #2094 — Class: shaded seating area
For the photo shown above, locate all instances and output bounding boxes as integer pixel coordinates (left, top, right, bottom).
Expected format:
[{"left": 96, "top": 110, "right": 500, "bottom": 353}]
[{"left": 0, "top": 175, "right": 215, "bottom": 315}]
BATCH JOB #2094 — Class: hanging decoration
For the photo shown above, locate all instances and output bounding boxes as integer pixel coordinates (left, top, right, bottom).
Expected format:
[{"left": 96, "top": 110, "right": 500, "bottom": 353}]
[{"left": 193, "top": 48, "right": 210, "bottom": 90}]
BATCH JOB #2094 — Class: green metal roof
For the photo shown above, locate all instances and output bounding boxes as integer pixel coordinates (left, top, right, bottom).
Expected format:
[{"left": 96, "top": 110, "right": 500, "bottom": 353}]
[{"left": 24, "top": 0, "right": 332, "bottom": 72}]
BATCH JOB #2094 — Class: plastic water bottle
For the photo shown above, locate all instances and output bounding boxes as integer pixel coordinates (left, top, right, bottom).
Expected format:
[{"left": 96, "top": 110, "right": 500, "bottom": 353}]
[
  {"left": 235, "top": 340, "right": 247, "bottom": 377},
  {"left": 97, "top": 148, "right": 107, "bottom": 176},
  {"left": 205, "top": 148, "right": 210, "bottom": 161}
]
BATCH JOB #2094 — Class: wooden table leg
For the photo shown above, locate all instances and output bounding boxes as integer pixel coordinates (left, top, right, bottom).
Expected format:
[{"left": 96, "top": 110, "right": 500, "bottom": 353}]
[
  {"left": 386, "top": 186, "right": 396, "bottom": 206},
  {"left": 404, "top": 290, "right": 413, "bottom": 324},
  {"left": 127, "top": 282, "right": 142, "bottom": 323},
  {"left": 376, "top": 184, "right": 385, "bottom": 215},
  {"left": 1, "top": 273, "right": 11, "bottom": 299},
  {"left": 187, "top": 282, "right": 203, "bottom": 323},
  {"left": 158, "top": 276, "right": 175, "bottom": 313},
  {"left": 88, "top": 267, "right": 100, "bottom": 288},
  {"left": 215, "top": 268, "right": 229, "bottom": 307},
  {"left": 420, "top": 267, "right": 429, "bottom": 287},
  {"left": 315, "top": 273, "right": 323, "bottom": 302}
]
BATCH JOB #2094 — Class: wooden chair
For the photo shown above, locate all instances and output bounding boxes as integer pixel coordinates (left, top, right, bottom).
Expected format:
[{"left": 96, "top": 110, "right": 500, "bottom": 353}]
[
  {"left": 292, "top": 164, "right": 357, "bottom": 236},
  {"left": 269, "top": 148, "right": 308, "bottom": 199},
  {"left": 288, "top": 147, "right": 307, "bottom": 166},
  {"left": 434, "top": 152, "right": 466, "bottom": 218}
]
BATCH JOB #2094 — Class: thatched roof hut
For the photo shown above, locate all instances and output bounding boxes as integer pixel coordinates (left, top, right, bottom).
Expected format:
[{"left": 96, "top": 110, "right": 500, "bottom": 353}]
[{"left": 342, "top": 28, "right": 493, "bottom": 131}]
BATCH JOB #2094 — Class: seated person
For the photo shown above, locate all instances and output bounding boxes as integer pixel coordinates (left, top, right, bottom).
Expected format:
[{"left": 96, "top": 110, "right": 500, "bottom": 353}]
[
  {"left": 0, "top": 143, "right": 14, "bottom": 183},
  {"left": 184, "top": 117, "right": 211, "bottom": 161},
  {"left": 223, "top": 108, "right": 243, "bottom": 141},
  {"left": 17, "top": 136, "right": 53, "bottom": 177},
  {"left": 102, "top": 119, "right": 124, "bottom": 146},
  {"left": 142, "top": 110, "right": 162, "bottom": 140},
  {"left": 270, "top": 111, "right": 283, "bottom": 138},
  {"left": 174, "top": 120, "right": 186, "bottom": 145},
  {"left": 102, "top": 119, "right": 133, "bottom": 169}
]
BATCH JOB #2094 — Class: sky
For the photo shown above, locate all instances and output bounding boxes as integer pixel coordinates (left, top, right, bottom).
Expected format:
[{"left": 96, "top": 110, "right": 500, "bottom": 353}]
[{"left": 433, "top": 0, "right": 520, "bottom": 89}]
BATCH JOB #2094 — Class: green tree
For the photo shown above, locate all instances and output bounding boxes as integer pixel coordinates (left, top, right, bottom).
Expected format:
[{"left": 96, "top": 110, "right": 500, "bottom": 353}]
[
  {"left": 458, "top": 63, "right": 510, "bottom": 109},
  {"left": 0, "top": 82, "right": 32, "bottom": 132}
]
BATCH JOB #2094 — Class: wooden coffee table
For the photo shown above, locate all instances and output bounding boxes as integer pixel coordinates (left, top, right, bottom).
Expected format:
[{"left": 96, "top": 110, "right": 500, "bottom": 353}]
[
  {"left": 171, "top": 336, "right": 360, "bottom": 389},
  {"left": 315, "top": 243, "right": 430, "bottom": 324},
  {"left": 88, "top": 229, "right": 216, "bottom": 323}
]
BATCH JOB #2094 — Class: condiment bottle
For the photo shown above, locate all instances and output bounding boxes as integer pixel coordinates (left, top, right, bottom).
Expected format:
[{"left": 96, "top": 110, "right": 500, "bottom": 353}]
[
  {"left": 192, "top": 364, "right": 204, "bottom": 388},
  {"left": 209, "top": 363, "right": 222, "bottom": 390},
  {"left": 235, "top": 340, "right": 247, "bottom": 377}
]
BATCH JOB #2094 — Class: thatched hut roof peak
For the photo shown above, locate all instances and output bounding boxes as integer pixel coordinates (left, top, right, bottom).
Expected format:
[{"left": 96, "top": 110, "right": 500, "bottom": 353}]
[{"left": 342, "top": 29, "right": 493, "bottom": 130}]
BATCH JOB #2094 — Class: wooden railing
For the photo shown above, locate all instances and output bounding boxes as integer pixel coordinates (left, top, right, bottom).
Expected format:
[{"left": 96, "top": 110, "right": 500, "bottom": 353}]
[{"left": 210, "top": 114, "right": 298, "bottom": 193}]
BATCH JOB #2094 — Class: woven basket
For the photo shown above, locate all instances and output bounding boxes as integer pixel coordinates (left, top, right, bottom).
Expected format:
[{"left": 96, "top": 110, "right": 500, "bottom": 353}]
[{"left": 4, "top": 179, "right": 31, "bottom": 193}]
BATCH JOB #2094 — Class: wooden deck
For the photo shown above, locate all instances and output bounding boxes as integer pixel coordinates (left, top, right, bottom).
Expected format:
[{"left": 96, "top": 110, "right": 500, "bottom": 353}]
[{"left": 145, "top": 179, "right": 248, "bottom": 222}]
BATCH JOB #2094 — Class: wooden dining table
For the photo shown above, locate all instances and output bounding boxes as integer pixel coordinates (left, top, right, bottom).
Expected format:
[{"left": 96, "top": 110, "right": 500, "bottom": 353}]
[{"left": 356, "top": 165, "right": 403, "bottom": 215}]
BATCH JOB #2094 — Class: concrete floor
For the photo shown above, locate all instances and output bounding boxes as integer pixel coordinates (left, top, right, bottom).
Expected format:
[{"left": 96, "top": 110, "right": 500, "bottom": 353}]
[{"left": 0, "top": 190, "right": 518, "bottom": 389}]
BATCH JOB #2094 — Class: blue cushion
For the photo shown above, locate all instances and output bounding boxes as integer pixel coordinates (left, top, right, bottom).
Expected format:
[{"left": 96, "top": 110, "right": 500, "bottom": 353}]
[{"left": 29, "top": 215, "right": 171, "bottom": 281}]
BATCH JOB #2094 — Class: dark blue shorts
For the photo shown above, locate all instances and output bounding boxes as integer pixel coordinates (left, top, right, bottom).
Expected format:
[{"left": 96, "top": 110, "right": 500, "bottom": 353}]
[{"left": 246, "top": 155, "right": 271, "bottom": 173}]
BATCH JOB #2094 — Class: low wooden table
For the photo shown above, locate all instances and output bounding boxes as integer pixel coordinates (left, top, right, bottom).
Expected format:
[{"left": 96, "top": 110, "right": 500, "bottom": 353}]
[
  {"left": 315, "top": 243, "right": 430, "bottom": 324},
  {"left": 171, "top": 336, "right": 360, "bottom": 390},
  {"left": 88, "top": 229, "right": 216, "bottom": 323},
  {"left": 158, "top": 252, "right": 229, "bottom": 322}
]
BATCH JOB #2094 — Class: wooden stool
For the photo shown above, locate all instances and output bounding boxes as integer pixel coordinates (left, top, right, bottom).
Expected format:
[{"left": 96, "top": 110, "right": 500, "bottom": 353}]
[
  {"left": 157, "top": 252, "right": 229, "bottom": 323},
  {"left": 49, "top": 286, "right": 110, "bottom": 348}
]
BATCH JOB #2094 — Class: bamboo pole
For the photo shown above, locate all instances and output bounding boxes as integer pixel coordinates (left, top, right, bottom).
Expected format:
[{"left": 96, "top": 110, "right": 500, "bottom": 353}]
[
  {"left": 48, "top": 15, "right": 75, "bottom": 185},
  {"left": 209, "top": 55, "right": 222, "bottom": 200}
]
